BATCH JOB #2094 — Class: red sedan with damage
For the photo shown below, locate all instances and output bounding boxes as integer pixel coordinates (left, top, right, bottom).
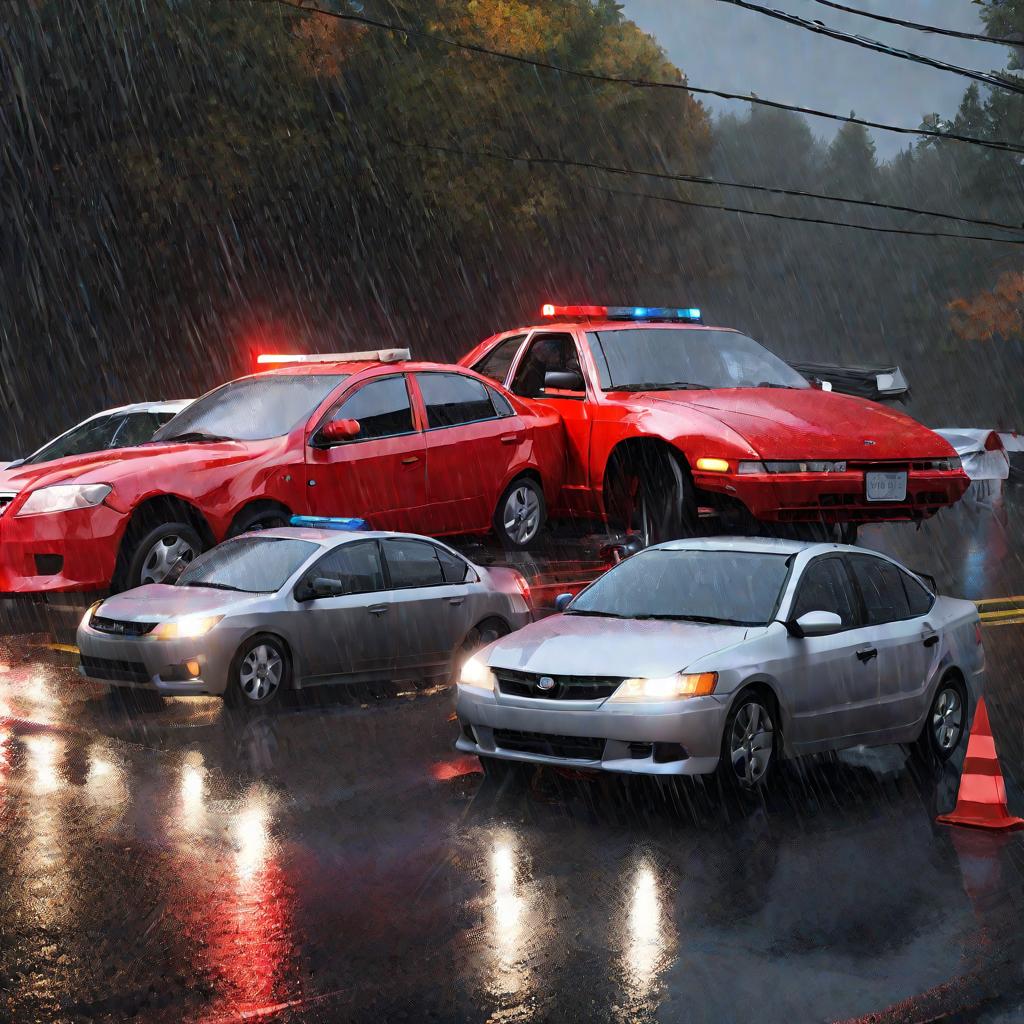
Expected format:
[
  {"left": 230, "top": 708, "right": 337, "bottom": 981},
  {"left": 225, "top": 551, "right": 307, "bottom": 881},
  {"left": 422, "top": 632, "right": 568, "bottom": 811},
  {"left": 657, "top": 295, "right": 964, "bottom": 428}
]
[
  {"left": 0, "top": 351, "right": 564, "bottom": 594},
  {"left": 461, "top": 304, "right": 969, "bottom": 543}
]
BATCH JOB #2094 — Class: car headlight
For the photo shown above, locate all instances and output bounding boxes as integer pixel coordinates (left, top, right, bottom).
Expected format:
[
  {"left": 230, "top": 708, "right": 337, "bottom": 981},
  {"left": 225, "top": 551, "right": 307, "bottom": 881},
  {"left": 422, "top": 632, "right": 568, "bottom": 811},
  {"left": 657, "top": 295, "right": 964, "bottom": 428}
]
[
  {"left": 152, "top": 615, "right": 223, "bottom": 640},
  {"left": 609, "top": 672, "right": 718, "bottom": 702},
  {"left": 738, "top": 460, "right": 847, "bottom": 474},
  {"left": 80, "top": 600, "right": 103, "bottom": 629},
  {"left": 459, "top": 655, "right": 496, "bottom": 693},
  {"left": 15, "top": 483, "right": 112, "bottom": 516}
]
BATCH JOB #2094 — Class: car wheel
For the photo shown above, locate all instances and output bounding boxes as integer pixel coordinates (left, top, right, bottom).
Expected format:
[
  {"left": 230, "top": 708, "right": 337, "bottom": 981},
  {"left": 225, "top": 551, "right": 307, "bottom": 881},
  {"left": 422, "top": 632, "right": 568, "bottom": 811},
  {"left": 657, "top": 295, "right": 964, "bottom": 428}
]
[
  {"left": 719, "top": 692, "right": 777, "bottom": 792},
  {"left": 229, "top": 505, "right": 291, "bottom": 536},
  {"left": 608, "top": 448, "right": 697, "bottom": 545},
  {"left": 915, "top": 676, "right": 967, "bottom": 764},
  {"left": 123, "top": 521, "right": 204, "bottom": 589},
  {"left": 225, "top": 635, "right": 290, "bottom": 709},
  {"left": 494, "top": 477, "right": 546, "bottom": 549}
]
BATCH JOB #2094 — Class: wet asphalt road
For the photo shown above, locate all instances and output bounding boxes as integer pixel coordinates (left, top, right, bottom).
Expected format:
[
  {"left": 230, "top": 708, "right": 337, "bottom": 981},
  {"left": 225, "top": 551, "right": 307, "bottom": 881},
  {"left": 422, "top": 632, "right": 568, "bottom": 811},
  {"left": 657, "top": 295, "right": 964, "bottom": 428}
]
[{"left": 3, "top": 489, "right": 1024, "bottom": 1023}]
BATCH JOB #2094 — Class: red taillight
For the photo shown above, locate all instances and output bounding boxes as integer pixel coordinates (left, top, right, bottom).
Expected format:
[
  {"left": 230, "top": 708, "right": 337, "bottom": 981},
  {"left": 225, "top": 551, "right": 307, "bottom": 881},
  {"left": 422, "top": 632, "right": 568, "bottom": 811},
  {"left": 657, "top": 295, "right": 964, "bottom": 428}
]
[
  {"left": 513, "top": 572, "right": 532, "bottom": 605},
  {"left": 985, "top": 431, "right": 1004, "bottom": 452},
  {"left": 541, "top": 303, "right": 608, "bottom": 318},
  {"left": 975, "top": 621, "right": 984, "bottom": 645}
]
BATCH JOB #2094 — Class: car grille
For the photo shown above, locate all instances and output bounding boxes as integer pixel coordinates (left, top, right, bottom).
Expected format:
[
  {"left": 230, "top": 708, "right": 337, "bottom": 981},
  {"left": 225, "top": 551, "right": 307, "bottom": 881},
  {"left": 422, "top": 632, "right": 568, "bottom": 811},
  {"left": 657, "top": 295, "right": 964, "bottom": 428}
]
[
  {"left": 495, "top": 669, "right": 623, "bottom": 701},
  {"left": 90, "top": 615, "right": 158, "bottom": 637},
  {"left": 493, "top": 729, "right": 606, "bottom": 761},
  {"left": 80, "top": 655, "right": 150, "bottom": 683},
  {"left": 0, "top": 492, "right": 16, "bottom": 517}
]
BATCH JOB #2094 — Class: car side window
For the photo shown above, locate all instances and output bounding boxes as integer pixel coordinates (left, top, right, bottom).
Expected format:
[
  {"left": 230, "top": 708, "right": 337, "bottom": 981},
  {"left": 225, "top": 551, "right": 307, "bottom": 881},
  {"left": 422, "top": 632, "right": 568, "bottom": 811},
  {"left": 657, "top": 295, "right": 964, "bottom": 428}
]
[
  {"left": 110, "top": 412, "right": 165, "bottom": 448},
  {"left": 899, "top": 569, "right": 934, "bottom": 617},
  {"left": 436, "top": 546, "right": 473, "bottom": 583},
  {"left": 328, "top": 376, "right": 414, "bottom": 441},
  {"left": 849, "top": 556, "right": 912, "bottom": 625},
  {"left": 382, "top": 538, "right": 446, "bottom": 588},
  {"left": 510, "top": 333, "right": 582, "bottom": 399},
  {"left": 791, "top": 557, "right": 859, "bottom": 628},
  {"left": 301, "top": 540, "right": 385, "bottom": 595},
  {"left": 486, "top": 385, "right": 514, "bottom": 417},
  {"left": 472, "top": 334, "right": 526, "bottom": 383},
  {"left": 416, "top": 373, "right": 498, "bottom": 429}
]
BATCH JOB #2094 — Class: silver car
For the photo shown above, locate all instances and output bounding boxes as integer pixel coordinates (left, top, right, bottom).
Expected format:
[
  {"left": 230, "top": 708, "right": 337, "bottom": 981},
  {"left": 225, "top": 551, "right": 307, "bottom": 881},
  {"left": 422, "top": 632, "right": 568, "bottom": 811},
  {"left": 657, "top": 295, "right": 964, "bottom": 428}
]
[
  {"left": 78, "top": 527, "right": 532, "bottom": 707},
  {"left": 456, "top": 538, "right": 984, "bottom": 789}
]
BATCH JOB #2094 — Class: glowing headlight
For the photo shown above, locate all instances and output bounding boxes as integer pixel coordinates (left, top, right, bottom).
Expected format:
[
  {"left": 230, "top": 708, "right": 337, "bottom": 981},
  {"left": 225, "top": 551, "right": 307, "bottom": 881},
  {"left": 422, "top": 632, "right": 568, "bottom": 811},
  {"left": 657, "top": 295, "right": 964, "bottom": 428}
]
[
  {"left": 738, "top": 461, "right": 847, "bottom": 474},
  {"left": 15, "top": 483, "right": 112, "bottom": 516},
  {"left": 459, "top": 655, "right": 496, "bottom": 693},
  {"left": 609, "top": 672, "right": 718, "bottom": 702},
  {"left": 81, "top": 600, "right": 102, "bottom": 629},
  {"left": 152, "top": 615, "right": 223, "bottom": 640}
]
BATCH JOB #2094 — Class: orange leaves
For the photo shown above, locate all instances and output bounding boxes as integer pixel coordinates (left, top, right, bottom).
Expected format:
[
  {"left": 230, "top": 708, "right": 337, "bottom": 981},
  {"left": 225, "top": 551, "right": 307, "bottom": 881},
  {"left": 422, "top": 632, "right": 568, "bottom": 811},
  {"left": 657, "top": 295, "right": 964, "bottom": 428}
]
[{"left": 948, "top": 272, "right": 1024, "bottom": 342}]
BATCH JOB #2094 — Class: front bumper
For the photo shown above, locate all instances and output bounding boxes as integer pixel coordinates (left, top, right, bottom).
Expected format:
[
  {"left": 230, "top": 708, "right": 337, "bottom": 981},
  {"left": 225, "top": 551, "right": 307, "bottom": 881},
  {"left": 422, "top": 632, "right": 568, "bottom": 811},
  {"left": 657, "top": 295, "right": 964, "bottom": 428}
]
[
  {"left": 692, "top": 465, "right": 971, "bottom": 523},
  {"left": 455, "top": 685, "right": 727, "bottom": 776},
  {"left": 0, "top": 503, "right": 127, "bottom": 594},
  {"left": 76, "top": 623, "right": 235, "bottom": 697}
]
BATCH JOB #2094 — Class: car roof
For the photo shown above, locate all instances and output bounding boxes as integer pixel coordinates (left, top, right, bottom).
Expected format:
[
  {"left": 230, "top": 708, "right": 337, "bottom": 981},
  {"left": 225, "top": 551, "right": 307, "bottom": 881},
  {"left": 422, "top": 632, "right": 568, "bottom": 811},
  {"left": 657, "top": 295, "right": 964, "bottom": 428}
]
[
  {"left": 239, "top": 526, "right": 469, "bottom": 550},
  {"left": 647, "top": 536, "right": 869, "bottom": 557},
  {"left": 81, "top": 399, "right": 193, "bottom": 420},
  {"left": 498, "top": 321, "right": 740, "bottom": 335},
  {"left": 250, "top": 360, "right": 489, "bottom": 379}
]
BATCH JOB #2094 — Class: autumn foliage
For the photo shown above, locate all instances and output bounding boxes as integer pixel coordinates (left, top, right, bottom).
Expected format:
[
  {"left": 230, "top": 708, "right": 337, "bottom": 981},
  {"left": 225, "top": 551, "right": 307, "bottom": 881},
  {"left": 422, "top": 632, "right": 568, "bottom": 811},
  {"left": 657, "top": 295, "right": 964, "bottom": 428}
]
[{"left": 948, "top": 272, "right": 1024, "bottom": 342}]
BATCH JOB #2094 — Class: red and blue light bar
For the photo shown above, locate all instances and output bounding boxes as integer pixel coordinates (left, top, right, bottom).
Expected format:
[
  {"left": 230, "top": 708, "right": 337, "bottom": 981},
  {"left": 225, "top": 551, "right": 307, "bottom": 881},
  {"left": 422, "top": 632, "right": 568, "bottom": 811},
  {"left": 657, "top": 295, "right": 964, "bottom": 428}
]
[{"left": 541, "top": 303, "right": 702, "bottom": 323}]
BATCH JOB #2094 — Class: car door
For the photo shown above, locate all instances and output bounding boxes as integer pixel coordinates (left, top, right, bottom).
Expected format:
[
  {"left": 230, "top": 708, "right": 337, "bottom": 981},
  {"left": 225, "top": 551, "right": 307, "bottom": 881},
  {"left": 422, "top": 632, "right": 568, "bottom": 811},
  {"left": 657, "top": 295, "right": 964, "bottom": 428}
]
[
  {"left": 290, "top": 540, "right": 393, "bottom": 685},
  {"left": 412, "top": 371, "right": 522, "bottom": 534},
  {"left": 380, "top": 537, "right": 474, "bottom": 680},
  {"left": 306, "top": 374, "right": 427, "bottom": 530},
  {"left": 847, "top": 554, "right": 937, "bottom": 732},
  {"left": 781, "top": 555, "right": 883, "bottom": 751}
]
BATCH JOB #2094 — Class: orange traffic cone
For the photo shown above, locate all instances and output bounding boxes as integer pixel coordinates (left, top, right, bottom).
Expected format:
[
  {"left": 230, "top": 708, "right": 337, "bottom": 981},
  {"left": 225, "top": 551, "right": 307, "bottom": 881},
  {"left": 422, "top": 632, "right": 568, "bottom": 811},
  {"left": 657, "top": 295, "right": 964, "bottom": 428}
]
[{"left": 937, "top": 698, "right": 1024, "bottom": 832}]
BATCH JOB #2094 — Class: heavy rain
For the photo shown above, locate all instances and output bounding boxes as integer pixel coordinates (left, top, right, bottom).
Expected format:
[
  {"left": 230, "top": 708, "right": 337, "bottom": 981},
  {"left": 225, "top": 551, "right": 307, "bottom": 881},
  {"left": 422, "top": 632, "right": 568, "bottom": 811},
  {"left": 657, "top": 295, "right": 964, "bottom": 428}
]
[{"left": 1, "top": 1, "right": 1024, "bottom": 1021}]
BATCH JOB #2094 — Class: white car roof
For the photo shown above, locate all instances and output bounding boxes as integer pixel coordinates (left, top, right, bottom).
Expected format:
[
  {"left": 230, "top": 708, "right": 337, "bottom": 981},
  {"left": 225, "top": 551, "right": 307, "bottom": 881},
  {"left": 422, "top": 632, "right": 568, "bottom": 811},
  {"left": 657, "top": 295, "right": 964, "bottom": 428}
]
[
  {"left": 651, "top": 535, "right": 818, "bottom": 556},
  {"left": 94, "top": 399, "right": 193, "bottom": 417},
  {"left": 245, "top": 526, "right": 471, "bottom": 552}
]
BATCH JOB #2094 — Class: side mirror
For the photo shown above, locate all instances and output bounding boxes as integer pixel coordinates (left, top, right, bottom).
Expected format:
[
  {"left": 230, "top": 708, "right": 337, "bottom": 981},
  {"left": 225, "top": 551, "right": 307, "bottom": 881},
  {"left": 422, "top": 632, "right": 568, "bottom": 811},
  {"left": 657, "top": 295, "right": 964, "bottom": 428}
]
[
  {"left": 297, "top": 576, "right": 346, "bottom": 601},
  {"left": 789, "top": 610, "right": 843, "bottom": 637},
  {"left": 543, "top": 370, "right": 585, "bottom": 393},
  {"left": 554, "top": 592, "right": 573, "bottom": 612},
  {"left": 318, "top": 418, "right": 361, "bottom": 445}
]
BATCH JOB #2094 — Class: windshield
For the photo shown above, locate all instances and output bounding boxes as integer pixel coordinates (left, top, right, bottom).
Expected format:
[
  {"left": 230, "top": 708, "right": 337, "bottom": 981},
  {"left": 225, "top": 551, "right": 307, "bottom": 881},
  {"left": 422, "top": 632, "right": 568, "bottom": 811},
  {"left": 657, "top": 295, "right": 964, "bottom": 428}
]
[
  {"left": 588, "top": 329, "right": 809, "bottom": 391},
  {"left": 177, "top": 537, "right": 317, "bottom": 593},
  {"left": 568, "top": 548, "right": 791, "bottom": 625},
  {"left": 153, "top": 374, "right": 347, "bottom": 442}
]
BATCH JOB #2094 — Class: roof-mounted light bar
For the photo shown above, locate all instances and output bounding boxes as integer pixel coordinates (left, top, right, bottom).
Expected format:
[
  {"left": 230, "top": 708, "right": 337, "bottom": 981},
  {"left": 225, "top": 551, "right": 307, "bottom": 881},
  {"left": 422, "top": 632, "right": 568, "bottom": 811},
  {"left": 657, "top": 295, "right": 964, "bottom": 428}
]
[
  {"left": 541, "top": 304, "right": 701, "bottom": 323},
  {"left": 257, "top": 348, "right": 410, "bottom": 366}
]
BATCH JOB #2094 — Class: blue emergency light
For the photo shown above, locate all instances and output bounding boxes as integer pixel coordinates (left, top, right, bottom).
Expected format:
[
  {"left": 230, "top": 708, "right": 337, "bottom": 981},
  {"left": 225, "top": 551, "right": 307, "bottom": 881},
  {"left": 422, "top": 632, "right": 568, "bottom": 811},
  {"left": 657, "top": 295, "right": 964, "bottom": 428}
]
[
  {"left": 289, "top": 515, "right": 369, "bottom": 531},
  {"left": 542, "top": 303, "right": 701, "bottom": 323}
]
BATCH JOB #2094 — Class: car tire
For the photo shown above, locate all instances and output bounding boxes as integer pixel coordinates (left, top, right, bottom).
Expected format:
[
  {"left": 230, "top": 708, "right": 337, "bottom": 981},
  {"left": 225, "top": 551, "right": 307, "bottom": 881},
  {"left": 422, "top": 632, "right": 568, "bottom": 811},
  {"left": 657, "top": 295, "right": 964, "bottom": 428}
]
[
  {"left": 914, "top": 675, "right": 968, "bottom": 764},
  {"left": 718, "top": 690, "right": 778, "bottom": 793},
  {"left": 494, "top": 477, "right": 546, "bottom": 549},
  {"left": 224, "top": 634, "right": 291, "bottom": 710},
  {"left": 120, "top": 520, "right": 204, "bottom": 590},
  {"left": 607, "top": 447, "right": 697, "bottom": 545},
  {"left": 229, "top": 504, "right": 291, "bottom": 536}
]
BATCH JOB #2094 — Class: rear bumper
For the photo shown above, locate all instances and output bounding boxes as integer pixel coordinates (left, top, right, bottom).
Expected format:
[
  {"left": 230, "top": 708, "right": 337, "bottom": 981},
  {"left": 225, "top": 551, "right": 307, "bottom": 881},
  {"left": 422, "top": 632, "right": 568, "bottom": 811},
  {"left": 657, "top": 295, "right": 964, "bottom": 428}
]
[
  {"left": 693, "top": 467, "right": 970, "bottom": 522},
  {"left": 455, "top": 685, "right": 726, "bottom": 776},
  {"left": 0, "top": 504, "right": 126, "bottom": 593}
]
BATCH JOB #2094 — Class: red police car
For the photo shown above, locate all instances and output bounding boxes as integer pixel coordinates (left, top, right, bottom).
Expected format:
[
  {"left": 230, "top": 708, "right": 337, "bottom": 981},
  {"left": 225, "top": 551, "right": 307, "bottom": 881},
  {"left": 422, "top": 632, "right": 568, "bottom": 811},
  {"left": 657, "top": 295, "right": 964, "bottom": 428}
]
[
  {"left": 461, "top": 304, "right": 969, "bottom": 543},
  {"left": 0, "top": 351, "right": 564, "bottom": 594}
]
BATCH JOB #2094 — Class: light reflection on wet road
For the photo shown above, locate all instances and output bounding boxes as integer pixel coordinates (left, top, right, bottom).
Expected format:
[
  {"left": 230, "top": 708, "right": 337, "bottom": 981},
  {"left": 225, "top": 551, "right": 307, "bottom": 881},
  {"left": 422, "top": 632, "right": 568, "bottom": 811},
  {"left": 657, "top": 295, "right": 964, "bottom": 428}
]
[{"left": 1, "top": 490, "right": 1024, "bottom": 1021}]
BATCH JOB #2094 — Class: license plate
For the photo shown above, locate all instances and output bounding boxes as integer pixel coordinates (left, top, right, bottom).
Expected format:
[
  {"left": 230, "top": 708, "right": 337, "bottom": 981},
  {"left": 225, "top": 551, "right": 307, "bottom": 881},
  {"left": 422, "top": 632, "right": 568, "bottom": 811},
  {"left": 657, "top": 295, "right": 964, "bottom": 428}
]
[{"left": 866, "top": 471, "right": 907, "bottom": 502}]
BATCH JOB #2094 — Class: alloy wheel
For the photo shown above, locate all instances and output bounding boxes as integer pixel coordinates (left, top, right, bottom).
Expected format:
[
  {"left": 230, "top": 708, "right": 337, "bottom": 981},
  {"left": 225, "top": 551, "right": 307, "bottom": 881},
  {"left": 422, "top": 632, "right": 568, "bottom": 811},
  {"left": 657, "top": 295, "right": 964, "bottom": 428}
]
[
  {"left": 503, "top": 485, "right": 541, "bottom": 545},
  {"left": 239, "top": 644, "right": 284, "bottom": 703},
  {"left": 932, "top": 686, "right": 964, "bottom": 752},
  {"left": 729, "top": 701, "right": 774, "bottom": 787},
  {"left": 140, "top": 534, "right": 197, "bottom": 585}
]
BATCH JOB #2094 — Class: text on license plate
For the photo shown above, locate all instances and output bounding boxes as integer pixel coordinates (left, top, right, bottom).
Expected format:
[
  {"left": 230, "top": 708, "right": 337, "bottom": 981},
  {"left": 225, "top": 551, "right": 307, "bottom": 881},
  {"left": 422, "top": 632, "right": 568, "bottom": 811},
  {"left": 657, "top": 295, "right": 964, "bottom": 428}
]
[{"left": 865, "top": 471, "right": 907, "bottom": 502}]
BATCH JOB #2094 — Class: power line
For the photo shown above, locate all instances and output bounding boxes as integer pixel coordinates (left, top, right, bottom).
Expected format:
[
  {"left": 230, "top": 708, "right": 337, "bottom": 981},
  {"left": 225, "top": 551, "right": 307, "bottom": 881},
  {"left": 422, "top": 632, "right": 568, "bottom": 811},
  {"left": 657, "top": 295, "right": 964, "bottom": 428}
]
[
  {"left": 582, "top": 181, "right": 1024, "bottom": 246},
  {"left": 811, "top": 1, "right": 1024, "bottom": 47},
  {"left": 714, "top": 0, "right": 1024, "bottom": 95},
  {"left": 394, "top": 138, "right": 1024, "bottom": 235},
  {"left": 272, "top": 1, "right": 1024, "bottom": 157}
]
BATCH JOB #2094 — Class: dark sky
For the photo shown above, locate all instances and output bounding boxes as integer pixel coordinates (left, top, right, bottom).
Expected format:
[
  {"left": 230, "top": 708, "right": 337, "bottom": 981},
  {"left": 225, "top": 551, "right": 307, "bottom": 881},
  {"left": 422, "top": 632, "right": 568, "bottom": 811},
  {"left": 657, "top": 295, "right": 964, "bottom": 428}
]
[{"left": 621, "top": 0, "right": 1005, "bottom": 157}]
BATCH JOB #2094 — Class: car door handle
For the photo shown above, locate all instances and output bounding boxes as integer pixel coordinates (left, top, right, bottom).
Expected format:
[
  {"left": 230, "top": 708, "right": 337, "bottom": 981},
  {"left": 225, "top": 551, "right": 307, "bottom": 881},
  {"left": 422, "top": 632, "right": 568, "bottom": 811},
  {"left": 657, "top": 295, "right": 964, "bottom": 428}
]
[
  {"left": 367, "top": 604, "right": 389, "bottom": 616},
  {"left": 448, "top": 597, "right": 465, "bottom": 606},
  {"left": 499, "top": 433, "right": 521, "bottom": 445},
  {"left": 401, "top": 455, "right": 420, "bottom": 465},
  {"left": 922, "top": 634, "right": 939, "bottom": 647},
  {"left": 856, "top": 647, "right": 878, "bottom": 662}
]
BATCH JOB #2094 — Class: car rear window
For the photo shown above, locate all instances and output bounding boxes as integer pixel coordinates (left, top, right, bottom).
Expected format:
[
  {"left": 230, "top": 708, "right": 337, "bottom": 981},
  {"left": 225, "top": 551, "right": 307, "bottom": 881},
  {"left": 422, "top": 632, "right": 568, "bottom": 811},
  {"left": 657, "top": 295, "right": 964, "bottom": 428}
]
[{"left": 177, "top": 537, "right": 317, "bottom": 593}]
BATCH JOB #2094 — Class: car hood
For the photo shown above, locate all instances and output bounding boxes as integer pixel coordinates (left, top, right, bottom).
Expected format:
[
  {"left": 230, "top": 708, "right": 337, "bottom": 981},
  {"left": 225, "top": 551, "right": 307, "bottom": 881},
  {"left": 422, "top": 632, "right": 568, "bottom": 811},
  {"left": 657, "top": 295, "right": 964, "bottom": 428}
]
[
  {"left": 648, "top": 388, "right": 954, "bottom": 460},
  {"left": 485, "top": 613, "right": 756, "bottom": 678},
  {"left": 96, "top": 584, "right": 265, "bottom": 621},
  {"left": 0, "top": 440, "right": 264, "bottom": 493}
]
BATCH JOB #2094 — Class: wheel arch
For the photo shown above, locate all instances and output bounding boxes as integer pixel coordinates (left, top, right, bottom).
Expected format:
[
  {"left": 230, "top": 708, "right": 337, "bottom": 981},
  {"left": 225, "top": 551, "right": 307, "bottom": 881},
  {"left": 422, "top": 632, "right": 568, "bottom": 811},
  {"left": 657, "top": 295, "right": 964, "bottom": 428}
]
[
  {"left": 113, "top": 494, "right": 216, "bottom": 585},
  {"left": 725, "top": 677, "right": 789, "bottom": 752},
  {"left": 601, "top": 436, "right": 692, "bottom": 505},
  {"left": 233, "top": 628, "right": 297, "bottom": 686},
  {"left": 227, "top": 498, "right": 294, "bottom": 537}
]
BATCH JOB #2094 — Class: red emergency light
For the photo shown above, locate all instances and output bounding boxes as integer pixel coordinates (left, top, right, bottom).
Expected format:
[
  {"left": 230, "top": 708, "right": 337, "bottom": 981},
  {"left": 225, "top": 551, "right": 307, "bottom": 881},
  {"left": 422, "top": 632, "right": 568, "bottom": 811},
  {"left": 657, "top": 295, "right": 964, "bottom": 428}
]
[
  {"left": 542, "top": 304, "right": 608, "bottom": 318},
  {"left": 541, "top": 303, "right": 702, "bottom": 322}
]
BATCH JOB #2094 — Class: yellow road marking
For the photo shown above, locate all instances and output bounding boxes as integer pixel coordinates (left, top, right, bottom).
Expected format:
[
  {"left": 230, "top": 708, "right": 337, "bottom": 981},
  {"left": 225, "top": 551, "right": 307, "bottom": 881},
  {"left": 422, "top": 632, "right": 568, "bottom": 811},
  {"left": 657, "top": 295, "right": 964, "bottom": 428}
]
[
  {"left": 975, "top": 595, "right": 1024, "bottom": 606},
  {"left": 978, "top": 608, "right": 1024, "bottom": 621},
  {"left": 982, "top": 616, "right": 1024, "bottom": 628},
  {"left": 34, "top": 642, "right": 79, "bottom": 654}
]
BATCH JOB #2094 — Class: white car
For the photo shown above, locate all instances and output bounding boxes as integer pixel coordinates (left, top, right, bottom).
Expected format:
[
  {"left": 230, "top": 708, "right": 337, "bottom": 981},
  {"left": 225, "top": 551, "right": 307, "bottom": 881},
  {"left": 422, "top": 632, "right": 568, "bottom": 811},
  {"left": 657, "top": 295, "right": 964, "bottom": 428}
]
[
  {"left": 3, "top": 400, "right": 193, "bottom": 470},
  {"left": 457, "top": 538, "right": 985, "bottom": 790}
]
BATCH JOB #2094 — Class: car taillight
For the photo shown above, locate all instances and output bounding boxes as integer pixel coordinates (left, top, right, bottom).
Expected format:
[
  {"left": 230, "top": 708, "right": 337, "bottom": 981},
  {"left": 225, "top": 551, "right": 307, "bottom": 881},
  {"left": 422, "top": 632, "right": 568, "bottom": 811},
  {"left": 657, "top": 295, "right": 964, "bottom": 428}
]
[
  {"left": 985, "top": 431, "right": 1004, "bottom": 452},
  {"left": 513, "top": 572, "right": 531, "bottom": 605},
  {"left": 975, "top": 621, "right": 984, "bottom": 646}
]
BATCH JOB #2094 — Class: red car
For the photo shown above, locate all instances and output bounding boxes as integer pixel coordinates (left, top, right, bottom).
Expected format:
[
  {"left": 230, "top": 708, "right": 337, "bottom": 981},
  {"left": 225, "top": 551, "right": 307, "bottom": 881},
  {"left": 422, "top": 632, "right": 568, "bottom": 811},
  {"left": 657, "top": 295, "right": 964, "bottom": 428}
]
[
  {"left": 0, "top": 352, "right": 564, "bottom": 594},
  {"left": 460, "top": 304, "right": 969, "bottom": 543}
]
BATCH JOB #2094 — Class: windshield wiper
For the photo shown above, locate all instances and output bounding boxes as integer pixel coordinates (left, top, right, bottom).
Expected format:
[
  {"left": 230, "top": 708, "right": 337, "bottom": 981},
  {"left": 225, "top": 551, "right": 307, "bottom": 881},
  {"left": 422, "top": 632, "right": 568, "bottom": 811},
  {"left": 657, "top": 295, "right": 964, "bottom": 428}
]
[
  {"left": 564, "top": 609, "right": 622, "bottom": 618},
  {"left": 611, "top": 382, "right": 711, "bottom": 392},
  {"left": 754, "top": 382, "right": 797, "bottom": 389},
  {"left": 633, "top": 613, "right": 755, "bottom": 625},
  {"left": 157, "top": 431, "right": 235, "bottom": 444},
  {"left": 181, "top": 581, "right": 245, "bottom": 592}
]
